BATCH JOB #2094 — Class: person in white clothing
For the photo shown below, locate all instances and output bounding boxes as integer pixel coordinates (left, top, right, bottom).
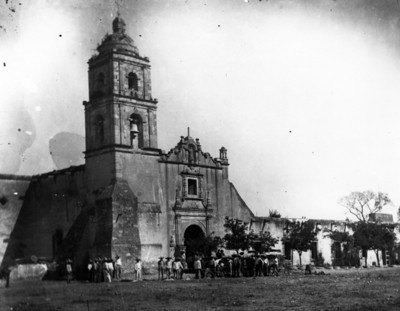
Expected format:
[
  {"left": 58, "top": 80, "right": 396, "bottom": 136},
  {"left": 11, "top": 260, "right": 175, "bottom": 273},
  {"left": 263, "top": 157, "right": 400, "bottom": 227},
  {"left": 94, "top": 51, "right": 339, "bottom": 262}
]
[
  {"left": 175, "top": 258, "right": 184, "bottom": 279},
  {"left": 135, "top": 258, "right": 142, "bottom": 281}
]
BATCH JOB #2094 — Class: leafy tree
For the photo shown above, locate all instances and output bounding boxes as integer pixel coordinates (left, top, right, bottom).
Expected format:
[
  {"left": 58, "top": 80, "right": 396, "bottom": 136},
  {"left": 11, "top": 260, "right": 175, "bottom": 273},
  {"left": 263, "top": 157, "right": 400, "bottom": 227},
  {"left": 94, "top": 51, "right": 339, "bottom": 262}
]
[
  {"left": 185, "top": 232, "right": 224, "bottom": 257},
  {"left": 223, "top": 217, "right": 278, "bottom": 254},
  {"left": 339, "top": 191, "right": 391, "bottom": 222},
  {"left": 223, "top": 217, "right": 251, "bottom": 253},
  {"left": 352, "top": 222, "right": 396, "bottom": 267},
  {"left": 250, "top": 231, "right": 279, "bottom": 254},
  {"left": 282, "top": 220, "right": 319, "bottom": 267},
  {"left": 329, "top": 231, "right": 359, "bottom": 266},
  {"left": 202, "top": 234, "right": 224, "bottom": 257},
  {"left": 269, "top": 209, "right": 281, "bottom": 218}
]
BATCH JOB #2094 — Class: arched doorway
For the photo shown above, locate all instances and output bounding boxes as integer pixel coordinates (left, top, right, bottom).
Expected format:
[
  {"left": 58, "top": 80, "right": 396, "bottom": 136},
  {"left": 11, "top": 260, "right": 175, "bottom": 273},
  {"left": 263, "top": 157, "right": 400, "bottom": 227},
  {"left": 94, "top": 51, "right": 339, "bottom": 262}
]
[{"left": 184, "top": 224, "right": 205, "bottom": 270}]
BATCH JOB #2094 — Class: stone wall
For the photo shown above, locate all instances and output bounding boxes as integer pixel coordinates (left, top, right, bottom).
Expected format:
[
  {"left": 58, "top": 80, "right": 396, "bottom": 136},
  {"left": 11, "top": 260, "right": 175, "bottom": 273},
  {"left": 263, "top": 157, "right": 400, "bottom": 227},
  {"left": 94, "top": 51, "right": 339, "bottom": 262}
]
[{"left": 1, "top": 166, "right": 86, "bottom": 269}]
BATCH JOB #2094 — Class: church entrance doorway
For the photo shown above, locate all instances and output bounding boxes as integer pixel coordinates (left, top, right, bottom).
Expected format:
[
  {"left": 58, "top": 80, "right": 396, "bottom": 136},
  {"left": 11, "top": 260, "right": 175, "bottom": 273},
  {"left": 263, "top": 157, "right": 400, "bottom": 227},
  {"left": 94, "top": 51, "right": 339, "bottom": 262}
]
[{"left": 184, "top": 224, "right": 205, "bottom": 270}]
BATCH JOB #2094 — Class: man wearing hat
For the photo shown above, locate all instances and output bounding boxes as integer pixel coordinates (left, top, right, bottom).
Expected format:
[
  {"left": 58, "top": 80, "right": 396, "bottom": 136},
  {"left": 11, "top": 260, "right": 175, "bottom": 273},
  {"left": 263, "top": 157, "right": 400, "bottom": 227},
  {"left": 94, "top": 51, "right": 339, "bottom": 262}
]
[{"left": 175, "top": 258, "right": 184, "bottom": 279}]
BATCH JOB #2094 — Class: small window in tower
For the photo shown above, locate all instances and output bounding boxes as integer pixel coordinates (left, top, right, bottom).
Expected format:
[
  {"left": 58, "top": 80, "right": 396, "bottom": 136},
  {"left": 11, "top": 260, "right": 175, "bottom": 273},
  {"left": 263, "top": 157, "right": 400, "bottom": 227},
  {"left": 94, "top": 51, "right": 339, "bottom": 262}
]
[
  {"left": 187, "top": 178, "right": 198, "bottom": 196},
  {"left": 128, "top": 72, "right": 138, "bottom": 91}
]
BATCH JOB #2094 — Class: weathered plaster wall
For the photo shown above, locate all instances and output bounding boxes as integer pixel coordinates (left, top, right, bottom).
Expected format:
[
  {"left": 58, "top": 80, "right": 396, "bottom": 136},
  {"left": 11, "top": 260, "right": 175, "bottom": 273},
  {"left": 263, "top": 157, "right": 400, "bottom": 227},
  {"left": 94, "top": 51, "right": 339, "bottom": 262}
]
[
  {"left": 1, "top": 166, "right": 86, "bottom": 268},
  {"left": 121, "top": 153, "right": 166, "bottom": 270},
  {"left": 85, "top": 152, "right": 115, "bottom": 192}
]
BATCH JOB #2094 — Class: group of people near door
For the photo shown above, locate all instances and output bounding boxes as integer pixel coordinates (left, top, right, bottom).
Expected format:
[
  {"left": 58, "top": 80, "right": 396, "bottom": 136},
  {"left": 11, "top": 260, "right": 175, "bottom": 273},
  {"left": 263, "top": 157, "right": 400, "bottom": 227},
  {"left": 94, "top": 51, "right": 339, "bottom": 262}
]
[
  {"left": 70, "top": 252, "right": 282, "bottom": 283},
  {"left": 158, "top": 252, "right": 282, "bottom": 280},
  {"left": 194, "top": 254, "right": 281, "bottom": 279}
]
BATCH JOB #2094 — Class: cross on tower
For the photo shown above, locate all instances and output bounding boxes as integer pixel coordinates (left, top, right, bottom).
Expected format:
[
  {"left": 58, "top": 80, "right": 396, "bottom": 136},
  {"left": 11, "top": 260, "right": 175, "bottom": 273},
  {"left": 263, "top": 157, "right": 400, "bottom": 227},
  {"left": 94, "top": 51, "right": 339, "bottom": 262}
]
[{"left": 114, "top": 0, "right": 122, "bottom": 16}]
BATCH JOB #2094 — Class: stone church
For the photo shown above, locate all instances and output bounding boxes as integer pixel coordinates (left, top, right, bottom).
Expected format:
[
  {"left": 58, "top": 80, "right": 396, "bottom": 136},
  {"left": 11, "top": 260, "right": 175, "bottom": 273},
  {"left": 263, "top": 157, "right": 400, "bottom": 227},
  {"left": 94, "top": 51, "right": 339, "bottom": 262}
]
[
  {"left": 0, "top": 15, "right": 253, "bottom": 275},
  {"left": 1, "top": 16, "right": 399, "bottom": 277}
]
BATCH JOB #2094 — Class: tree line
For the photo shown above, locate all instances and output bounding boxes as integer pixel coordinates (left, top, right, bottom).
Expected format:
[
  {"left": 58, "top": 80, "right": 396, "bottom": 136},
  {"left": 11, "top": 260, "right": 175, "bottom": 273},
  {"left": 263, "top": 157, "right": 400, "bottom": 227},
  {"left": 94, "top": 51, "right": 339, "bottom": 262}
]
[{"left": 190, "top": 190, "right": 398, "bottom": 267}]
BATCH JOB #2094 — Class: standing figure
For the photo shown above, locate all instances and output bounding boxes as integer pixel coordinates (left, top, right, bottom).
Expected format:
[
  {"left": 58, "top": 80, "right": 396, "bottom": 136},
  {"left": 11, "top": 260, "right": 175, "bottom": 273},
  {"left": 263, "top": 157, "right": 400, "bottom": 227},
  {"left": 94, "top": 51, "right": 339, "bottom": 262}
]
[
  {"left": 158, "top": 257, "right": 165, "bottom": 280},
  {"left": 94, "top": 258, "right": 101, "bottom": 282},
  {"left": 209, "top": 257, "right": 216, "bottom": 278},
  {"left": 66, "top": 259, "right": 73, "bottom": 284},
  {"left": 241, "top": 256, "right": 248, "bottom": 277},
  {"left": 87, "top": 259, "right": 93, "bottom": 282},
  {"left": 216, "top": 259, "right": 223, "bottom": 277},
  {"left": 232, "top": 255, "right": 241, "bottom": 277},
  {"left": 1, "top": 265, "right": 11, "bottom": 288},
  {"left": 175, "top": 258, "right": 184, "bottom": 279},
  {"left": 103, "top": 258, "right": 111, "bottom": 283},
  {"left": 194, "top": 257, "right": 202, "bottom": 279},
  {"left": 107, "top": 258, "right": 114, "bottom": 281},
  {"left": 283, "top": 259, "right": 292, "bottom": 275},
  {"left": 115, "top": 255, "right": 122, "bottom": 279},
  {"left": 172, "top": 258, "right": 178, "bottom": 279},
  {"left": 166, "top": 257, "right": 172, "bottom": 279},
  {"left": 247, "top": 256, "right": 255, "bottom": 277},
  {"left": 228, "top": 257, "right": 233, "bottom": 277},
  {"left": 254, "top": 255, "right": 263, "bottom": 277},
  {"left": 182, "top": 259, "right": 188, "bottom": 278},
  {"left": 268, "top": 256, "right": 279, "bottom": 277},
  {"left": 135, "top": 258, "right": 142, "bottom": 281},
  {"left": 263, "top": 256, "right": 269, "bottom": 276}
]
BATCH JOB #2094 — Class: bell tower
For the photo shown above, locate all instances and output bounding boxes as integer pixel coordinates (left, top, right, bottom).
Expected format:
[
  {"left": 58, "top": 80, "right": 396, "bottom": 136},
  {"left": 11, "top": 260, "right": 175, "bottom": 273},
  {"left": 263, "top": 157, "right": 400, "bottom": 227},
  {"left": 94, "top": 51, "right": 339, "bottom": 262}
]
[
  {"left": 84, "top": 14, "right": 158, "bottom": 155},
  {"left": 83, "top": 15, "right": 159, "bottom": 187}
]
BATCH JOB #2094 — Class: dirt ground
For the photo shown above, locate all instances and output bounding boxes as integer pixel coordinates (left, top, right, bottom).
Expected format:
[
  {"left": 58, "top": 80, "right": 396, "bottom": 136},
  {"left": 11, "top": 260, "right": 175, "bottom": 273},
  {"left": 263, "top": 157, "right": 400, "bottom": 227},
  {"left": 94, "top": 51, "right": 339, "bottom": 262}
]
[{"left": 1, "top": 267, "right": 400, "bottom": 311}]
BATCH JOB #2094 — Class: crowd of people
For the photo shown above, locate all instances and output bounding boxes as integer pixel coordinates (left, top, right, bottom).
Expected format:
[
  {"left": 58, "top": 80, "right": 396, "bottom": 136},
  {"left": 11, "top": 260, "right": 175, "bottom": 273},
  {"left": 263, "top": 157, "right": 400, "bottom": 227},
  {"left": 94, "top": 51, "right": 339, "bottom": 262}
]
[
  {"left": 66, "top": 251, "right": 287, "bottom": 284},
  {"left": 83, "top": 255, "right": 141, "bottom": 283},
  {"left": 157, "top": 257, "right": 186, "bottom": 280},
  {"left": 157, "top": 251, "right": 286, "bottom": 280}
]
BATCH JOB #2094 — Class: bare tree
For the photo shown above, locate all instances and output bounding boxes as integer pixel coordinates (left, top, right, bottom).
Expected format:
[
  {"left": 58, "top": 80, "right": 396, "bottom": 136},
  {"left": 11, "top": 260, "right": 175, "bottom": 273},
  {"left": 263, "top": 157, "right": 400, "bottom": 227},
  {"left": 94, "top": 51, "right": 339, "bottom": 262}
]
[{"left": 339, "top": 191, "right": 391, "bottom": 222}]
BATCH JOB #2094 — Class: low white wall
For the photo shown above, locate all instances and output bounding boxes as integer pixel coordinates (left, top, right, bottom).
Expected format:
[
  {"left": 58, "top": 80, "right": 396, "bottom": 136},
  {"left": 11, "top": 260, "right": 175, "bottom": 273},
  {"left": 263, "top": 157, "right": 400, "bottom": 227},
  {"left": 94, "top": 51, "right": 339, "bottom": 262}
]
[{"left": 10, "top": 264, "right": 48, "bottom": 280}]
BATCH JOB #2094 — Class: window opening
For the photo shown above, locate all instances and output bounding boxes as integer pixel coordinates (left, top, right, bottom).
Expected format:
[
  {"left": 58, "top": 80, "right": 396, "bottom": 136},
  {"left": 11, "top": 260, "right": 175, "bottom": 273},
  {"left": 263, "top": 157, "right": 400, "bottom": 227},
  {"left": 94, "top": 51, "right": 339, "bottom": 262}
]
[
  {"left": 362, "top": 248, "right": 367, "bottom": 258},
  {"left": 311, "top": 242, "right": 318, "bottom": 260},
  {"left": 128, "top": 72, "right": 138, "bottom": 91},
  {"left": 187, "top": 178, "right": 198, "bottom": 196}
]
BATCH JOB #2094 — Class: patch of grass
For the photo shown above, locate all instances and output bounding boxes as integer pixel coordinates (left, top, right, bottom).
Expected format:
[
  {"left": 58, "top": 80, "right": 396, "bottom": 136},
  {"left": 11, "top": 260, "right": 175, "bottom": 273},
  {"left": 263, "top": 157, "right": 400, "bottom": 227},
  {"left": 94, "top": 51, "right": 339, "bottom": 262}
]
[{"left": 2, "top": 268, "right": 400, "bottom": 311}]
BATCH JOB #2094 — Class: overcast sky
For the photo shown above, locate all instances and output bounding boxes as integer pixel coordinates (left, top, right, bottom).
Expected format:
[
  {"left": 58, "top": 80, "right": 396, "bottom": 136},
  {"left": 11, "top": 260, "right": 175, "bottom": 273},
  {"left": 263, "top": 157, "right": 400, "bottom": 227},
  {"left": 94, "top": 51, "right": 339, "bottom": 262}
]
[{"left": 1, "top": 0, "right": 400, "bottom": 221}]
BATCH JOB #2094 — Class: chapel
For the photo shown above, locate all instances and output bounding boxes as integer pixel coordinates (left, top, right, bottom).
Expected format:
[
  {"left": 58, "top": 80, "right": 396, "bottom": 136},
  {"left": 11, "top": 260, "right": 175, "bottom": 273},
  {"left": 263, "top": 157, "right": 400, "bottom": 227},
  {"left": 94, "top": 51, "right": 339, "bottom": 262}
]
[
  {"left": 0, "top": 15, "right": 253, "bottom": 274},
  {"left": 1, "top": 16, "right": 399, "bottom": 277}
]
